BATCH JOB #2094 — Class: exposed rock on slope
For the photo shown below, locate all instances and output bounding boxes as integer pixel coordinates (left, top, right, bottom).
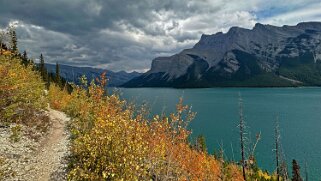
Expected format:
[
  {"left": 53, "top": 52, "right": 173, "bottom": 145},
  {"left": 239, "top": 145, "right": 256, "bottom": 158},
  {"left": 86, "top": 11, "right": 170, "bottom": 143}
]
[{"left": 124, "top": 22, "right": 321, "bottom": 87}]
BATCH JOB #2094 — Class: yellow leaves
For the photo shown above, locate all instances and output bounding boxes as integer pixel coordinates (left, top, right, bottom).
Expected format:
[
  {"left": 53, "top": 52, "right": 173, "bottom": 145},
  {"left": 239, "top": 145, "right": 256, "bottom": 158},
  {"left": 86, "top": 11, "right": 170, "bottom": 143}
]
[
  {"left": 1, "top": 50, "right": 12, "bottom": 56},
  {"left": 48, "top": 85, "right": 71, "bottom": 110},
  {"left": 48, "top": 72, "right": 242, "bottom": 180},
  {"left": 258, "top": 169, "right": 272, "bottom": 180},
  {"left": 9, "top": 71, "right": 16, "bottom": 77},
  {"left": 0, "top": 55, "right": 47, "bottom": 123}
]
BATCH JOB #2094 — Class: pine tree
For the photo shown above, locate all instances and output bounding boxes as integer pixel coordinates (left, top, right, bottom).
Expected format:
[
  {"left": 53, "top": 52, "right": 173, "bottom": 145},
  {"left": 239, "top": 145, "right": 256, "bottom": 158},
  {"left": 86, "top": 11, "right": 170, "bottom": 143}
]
[
  {"left": 9, "top": 28, "right": 18, "bottom": 54},
  {"left": 56, "top": 62, "right": 61, "bottom": 86},
  {"left": 39, "top": 54, "right": 48, "bottom": 83},
  {"left": 22, "top": 50, "right": 28, "bottom": 66},
  {"left": 39, "top": 54, "right": 45, "bottom": 77},
  {"left": 292, "top": 159, "right": 303, "bottom": 181}
]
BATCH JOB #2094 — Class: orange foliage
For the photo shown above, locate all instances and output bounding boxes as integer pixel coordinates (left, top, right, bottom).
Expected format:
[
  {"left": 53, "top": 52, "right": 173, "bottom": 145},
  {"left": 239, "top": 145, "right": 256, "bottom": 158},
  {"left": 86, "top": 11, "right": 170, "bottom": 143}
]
[
  {"left": 48, "top": 84, "right": 71, "bottom": 110},
  {"left": 49, "top": 73, "right": 242, "bottom": 180}
]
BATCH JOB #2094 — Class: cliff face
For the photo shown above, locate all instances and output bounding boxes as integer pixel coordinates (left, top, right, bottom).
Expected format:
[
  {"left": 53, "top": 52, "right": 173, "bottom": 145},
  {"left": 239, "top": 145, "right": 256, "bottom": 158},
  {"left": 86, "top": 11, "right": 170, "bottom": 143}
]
[{"left": 124, "top": 22, "right": 321, "bottom": 87}]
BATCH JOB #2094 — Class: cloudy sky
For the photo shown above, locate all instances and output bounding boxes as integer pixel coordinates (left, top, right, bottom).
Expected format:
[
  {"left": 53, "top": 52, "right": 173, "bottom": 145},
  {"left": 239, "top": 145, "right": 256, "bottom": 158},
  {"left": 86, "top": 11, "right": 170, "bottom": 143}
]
[{"left": 1, "top": 0, "right": 321, "bottom": 72}]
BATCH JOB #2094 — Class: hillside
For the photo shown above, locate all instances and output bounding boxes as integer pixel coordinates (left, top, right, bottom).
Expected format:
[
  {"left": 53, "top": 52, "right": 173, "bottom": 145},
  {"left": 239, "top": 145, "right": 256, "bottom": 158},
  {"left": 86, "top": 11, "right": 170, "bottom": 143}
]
[
  {"left": 124, "top": 22, "right": 321, "bottom": 88},
  {"left": 0, "top": 52, "right": 70, "bottom": 180}
]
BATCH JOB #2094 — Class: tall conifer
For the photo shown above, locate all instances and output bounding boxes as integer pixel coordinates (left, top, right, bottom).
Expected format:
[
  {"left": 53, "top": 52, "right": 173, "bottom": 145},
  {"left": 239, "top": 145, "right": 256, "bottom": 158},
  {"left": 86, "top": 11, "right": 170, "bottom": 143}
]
[
  {"left": 56, "top": 62, "right": 61, "bottom": 86},
  {"left": 40, "top": 54, "right": 45, "bottom": 76},
  {"left": 10, "top": 28, "right": 18, "bottom": 54},
  {"left": 22, "top": 50, "right": 28, "bottom": 66}
]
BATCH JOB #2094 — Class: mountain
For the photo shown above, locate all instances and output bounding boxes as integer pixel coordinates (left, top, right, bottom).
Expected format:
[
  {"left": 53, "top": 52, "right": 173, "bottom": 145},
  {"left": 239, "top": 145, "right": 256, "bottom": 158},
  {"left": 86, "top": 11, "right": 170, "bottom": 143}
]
[
  {"left": 124, "top": 22, "right": 321, "bottom": 88},
  {"left": 45, "top": 64, "right": 141, "bottom": 87}
]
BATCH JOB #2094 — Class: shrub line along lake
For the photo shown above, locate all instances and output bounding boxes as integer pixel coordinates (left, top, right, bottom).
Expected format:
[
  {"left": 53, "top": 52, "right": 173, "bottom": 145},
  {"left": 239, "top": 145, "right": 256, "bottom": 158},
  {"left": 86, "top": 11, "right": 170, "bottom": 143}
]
[{"left": 117, "top": 87, "right": 321, "bottom": 180}]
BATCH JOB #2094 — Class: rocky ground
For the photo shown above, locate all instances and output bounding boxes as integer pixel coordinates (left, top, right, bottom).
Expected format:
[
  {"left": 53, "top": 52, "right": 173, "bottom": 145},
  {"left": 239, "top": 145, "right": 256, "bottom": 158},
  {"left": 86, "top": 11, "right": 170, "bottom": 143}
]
[{"left": 0, "top": 108, "right": 70, "bottom": 181}]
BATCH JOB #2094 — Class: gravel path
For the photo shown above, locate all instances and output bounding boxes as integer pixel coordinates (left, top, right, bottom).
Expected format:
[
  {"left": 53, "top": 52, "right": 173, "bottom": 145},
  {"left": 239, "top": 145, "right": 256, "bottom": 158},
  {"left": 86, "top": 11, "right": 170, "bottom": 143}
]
[{"left": 0, "top": 108, "right": 70, "bottom": 181}]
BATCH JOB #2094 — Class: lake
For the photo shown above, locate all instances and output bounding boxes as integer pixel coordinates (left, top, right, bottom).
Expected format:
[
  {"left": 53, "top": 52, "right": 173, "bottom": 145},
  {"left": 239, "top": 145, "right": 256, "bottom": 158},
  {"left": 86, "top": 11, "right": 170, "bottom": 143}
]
[{"left": 117, "top": 87, "right": 321, "bottom": 180}]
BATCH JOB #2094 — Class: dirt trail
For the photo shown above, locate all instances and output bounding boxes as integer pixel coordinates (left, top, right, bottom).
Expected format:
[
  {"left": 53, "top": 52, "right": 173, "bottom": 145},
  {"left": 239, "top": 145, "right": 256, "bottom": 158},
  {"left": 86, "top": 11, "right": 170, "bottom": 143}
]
[
  {"left": 29, "top": 108, "right": 70, "bottom": 181},
  {"left": 0, "top": 108, "right": 70, "bottom": 181}
]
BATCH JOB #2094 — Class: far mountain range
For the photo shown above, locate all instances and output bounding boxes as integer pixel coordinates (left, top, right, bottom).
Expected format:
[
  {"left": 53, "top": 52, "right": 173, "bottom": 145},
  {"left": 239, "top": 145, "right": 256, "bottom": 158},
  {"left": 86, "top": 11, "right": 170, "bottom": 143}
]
[
  {"left": 124, "top": 22, "right": 321, "bottom": 88},
  {"left": 45, "top": 64, "right": 141, "bottom": 87}
]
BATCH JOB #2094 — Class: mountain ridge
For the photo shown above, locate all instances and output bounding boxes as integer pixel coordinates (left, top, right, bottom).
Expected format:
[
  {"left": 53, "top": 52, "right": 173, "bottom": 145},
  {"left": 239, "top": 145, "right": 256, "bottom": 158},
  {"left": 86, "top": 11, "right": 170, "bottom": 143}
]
[
  {"left": 45, "top": 63, "right": 141, "bottom": 87},
  {"left": 124, "top": 21, "right": 321, "bottom": 88}
]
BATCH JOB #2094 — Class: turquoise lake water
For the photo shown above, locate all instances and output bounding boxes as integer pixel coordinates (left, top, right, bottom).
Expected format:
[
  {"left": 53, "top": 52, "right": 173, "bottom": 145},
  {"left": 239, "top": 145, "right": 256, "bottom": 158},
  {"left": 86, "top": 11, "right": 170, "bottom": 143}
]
[{"left": 117, "top": 87, "right": 321, "bottom": 180}]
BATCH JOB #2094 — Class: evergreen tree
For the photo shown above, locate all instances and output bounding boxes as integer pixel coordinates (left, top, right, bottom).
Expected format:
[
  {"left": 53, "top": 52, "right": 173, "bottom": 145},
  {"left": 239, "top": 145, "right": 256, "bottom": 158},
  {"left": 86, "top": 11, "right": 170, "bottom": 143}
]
[
  {"left": 39, "top": 54, "right": 48, "bottom": 84},
  {"left": 22, "top": 50, "right": 28, "bottom": 66},
  {"left": 56, "top": 62, "right": 61, "bottom": 86},
  {"left": 39, "top": 54, "right": 47, "bottom": 79},
  {"left": 9, "top": 28, "right": 18, "bottom": 54},
  {"left": 39, "top": 54, "right": 45, "bottom": 76},
  {"left": 292, "top": 159, "right": 303, "bottom": 181}
]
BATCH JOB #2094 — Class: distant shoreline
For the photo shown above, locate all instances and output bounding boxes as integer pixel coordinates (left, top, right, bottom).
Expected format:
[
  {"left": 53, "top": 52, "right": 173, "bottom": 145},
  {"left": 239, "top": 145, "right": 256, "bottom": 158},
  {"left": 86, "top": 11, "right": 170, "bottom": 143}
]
[{"left": 119, "top": 85, "right": 321, "bottom": 89}]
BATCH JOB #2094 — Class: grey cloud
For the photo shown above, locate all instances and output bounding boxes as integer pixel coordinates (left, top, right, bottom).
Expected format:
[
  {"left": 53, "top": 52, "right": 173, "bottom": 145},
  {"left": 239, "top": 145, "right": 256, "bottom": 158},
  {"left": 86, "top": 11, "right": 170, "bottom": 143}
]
[{"left": 1, "top": 0, "right": 320, "bottom": 72}]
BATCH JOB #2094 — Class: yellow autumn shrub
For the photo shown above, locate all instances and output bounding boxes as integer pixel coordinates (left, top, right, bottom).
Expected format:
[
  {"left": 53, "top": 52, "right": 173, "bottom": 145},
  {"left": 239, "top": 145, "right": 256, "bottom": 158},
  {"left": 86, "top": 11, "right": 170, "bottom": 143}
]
[
  {"left": 48, "top": 74, "right": 236, "bottom": 180},
  {"left": 48, "top": 84, "right": 71, "bottom": 110},
  {"left": 0, "top": 54, "right": 46, "bottom": 124}
]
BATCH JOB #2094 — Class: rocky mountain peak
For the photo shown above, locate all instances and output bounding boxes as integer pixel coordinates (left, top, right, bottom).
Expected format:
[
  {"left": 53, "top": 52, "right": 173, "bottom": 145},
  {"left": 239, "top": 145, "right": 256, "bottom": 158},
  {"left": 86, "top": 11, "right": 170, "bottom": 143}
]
[{"left": 124, "top": 22, "right": 321, "bottom": 88}]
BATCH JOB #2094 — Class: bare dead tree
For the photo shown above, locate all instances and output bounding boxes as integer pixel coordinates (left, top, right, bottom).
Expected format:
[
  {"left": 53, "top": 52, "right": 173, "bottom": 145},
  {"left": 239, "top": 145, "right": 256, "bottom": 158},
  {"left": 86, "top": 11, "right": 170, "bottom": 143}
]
[
  {"left": 238, "top": 93, "right": 247, "bottom": 180},
  {"left": 280, "top": 160, "right": 289, "bottom": 181},
  {"left": 231, "top": 142, "right": 235, "bottom": 162},
  {"left": 0, "top": 27, "right": 10, "bottom": 55},
  {"left": 218, "top": 141, "right": 225, "bottom": 162},
  {"left": 0, "top": 29, "right": 5, "bottom": 55},
  {"left": 279, "top": 143, "right": 289, "bottom": 180},
  {"left": 250, "top": 131, "right": 261, "bottom": 159},
  {"left": 304, "top": 160, "right": 308, "bottom": 181},
  {"left": 275, "top": 117, "right": 280, "bottom": 181}
]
